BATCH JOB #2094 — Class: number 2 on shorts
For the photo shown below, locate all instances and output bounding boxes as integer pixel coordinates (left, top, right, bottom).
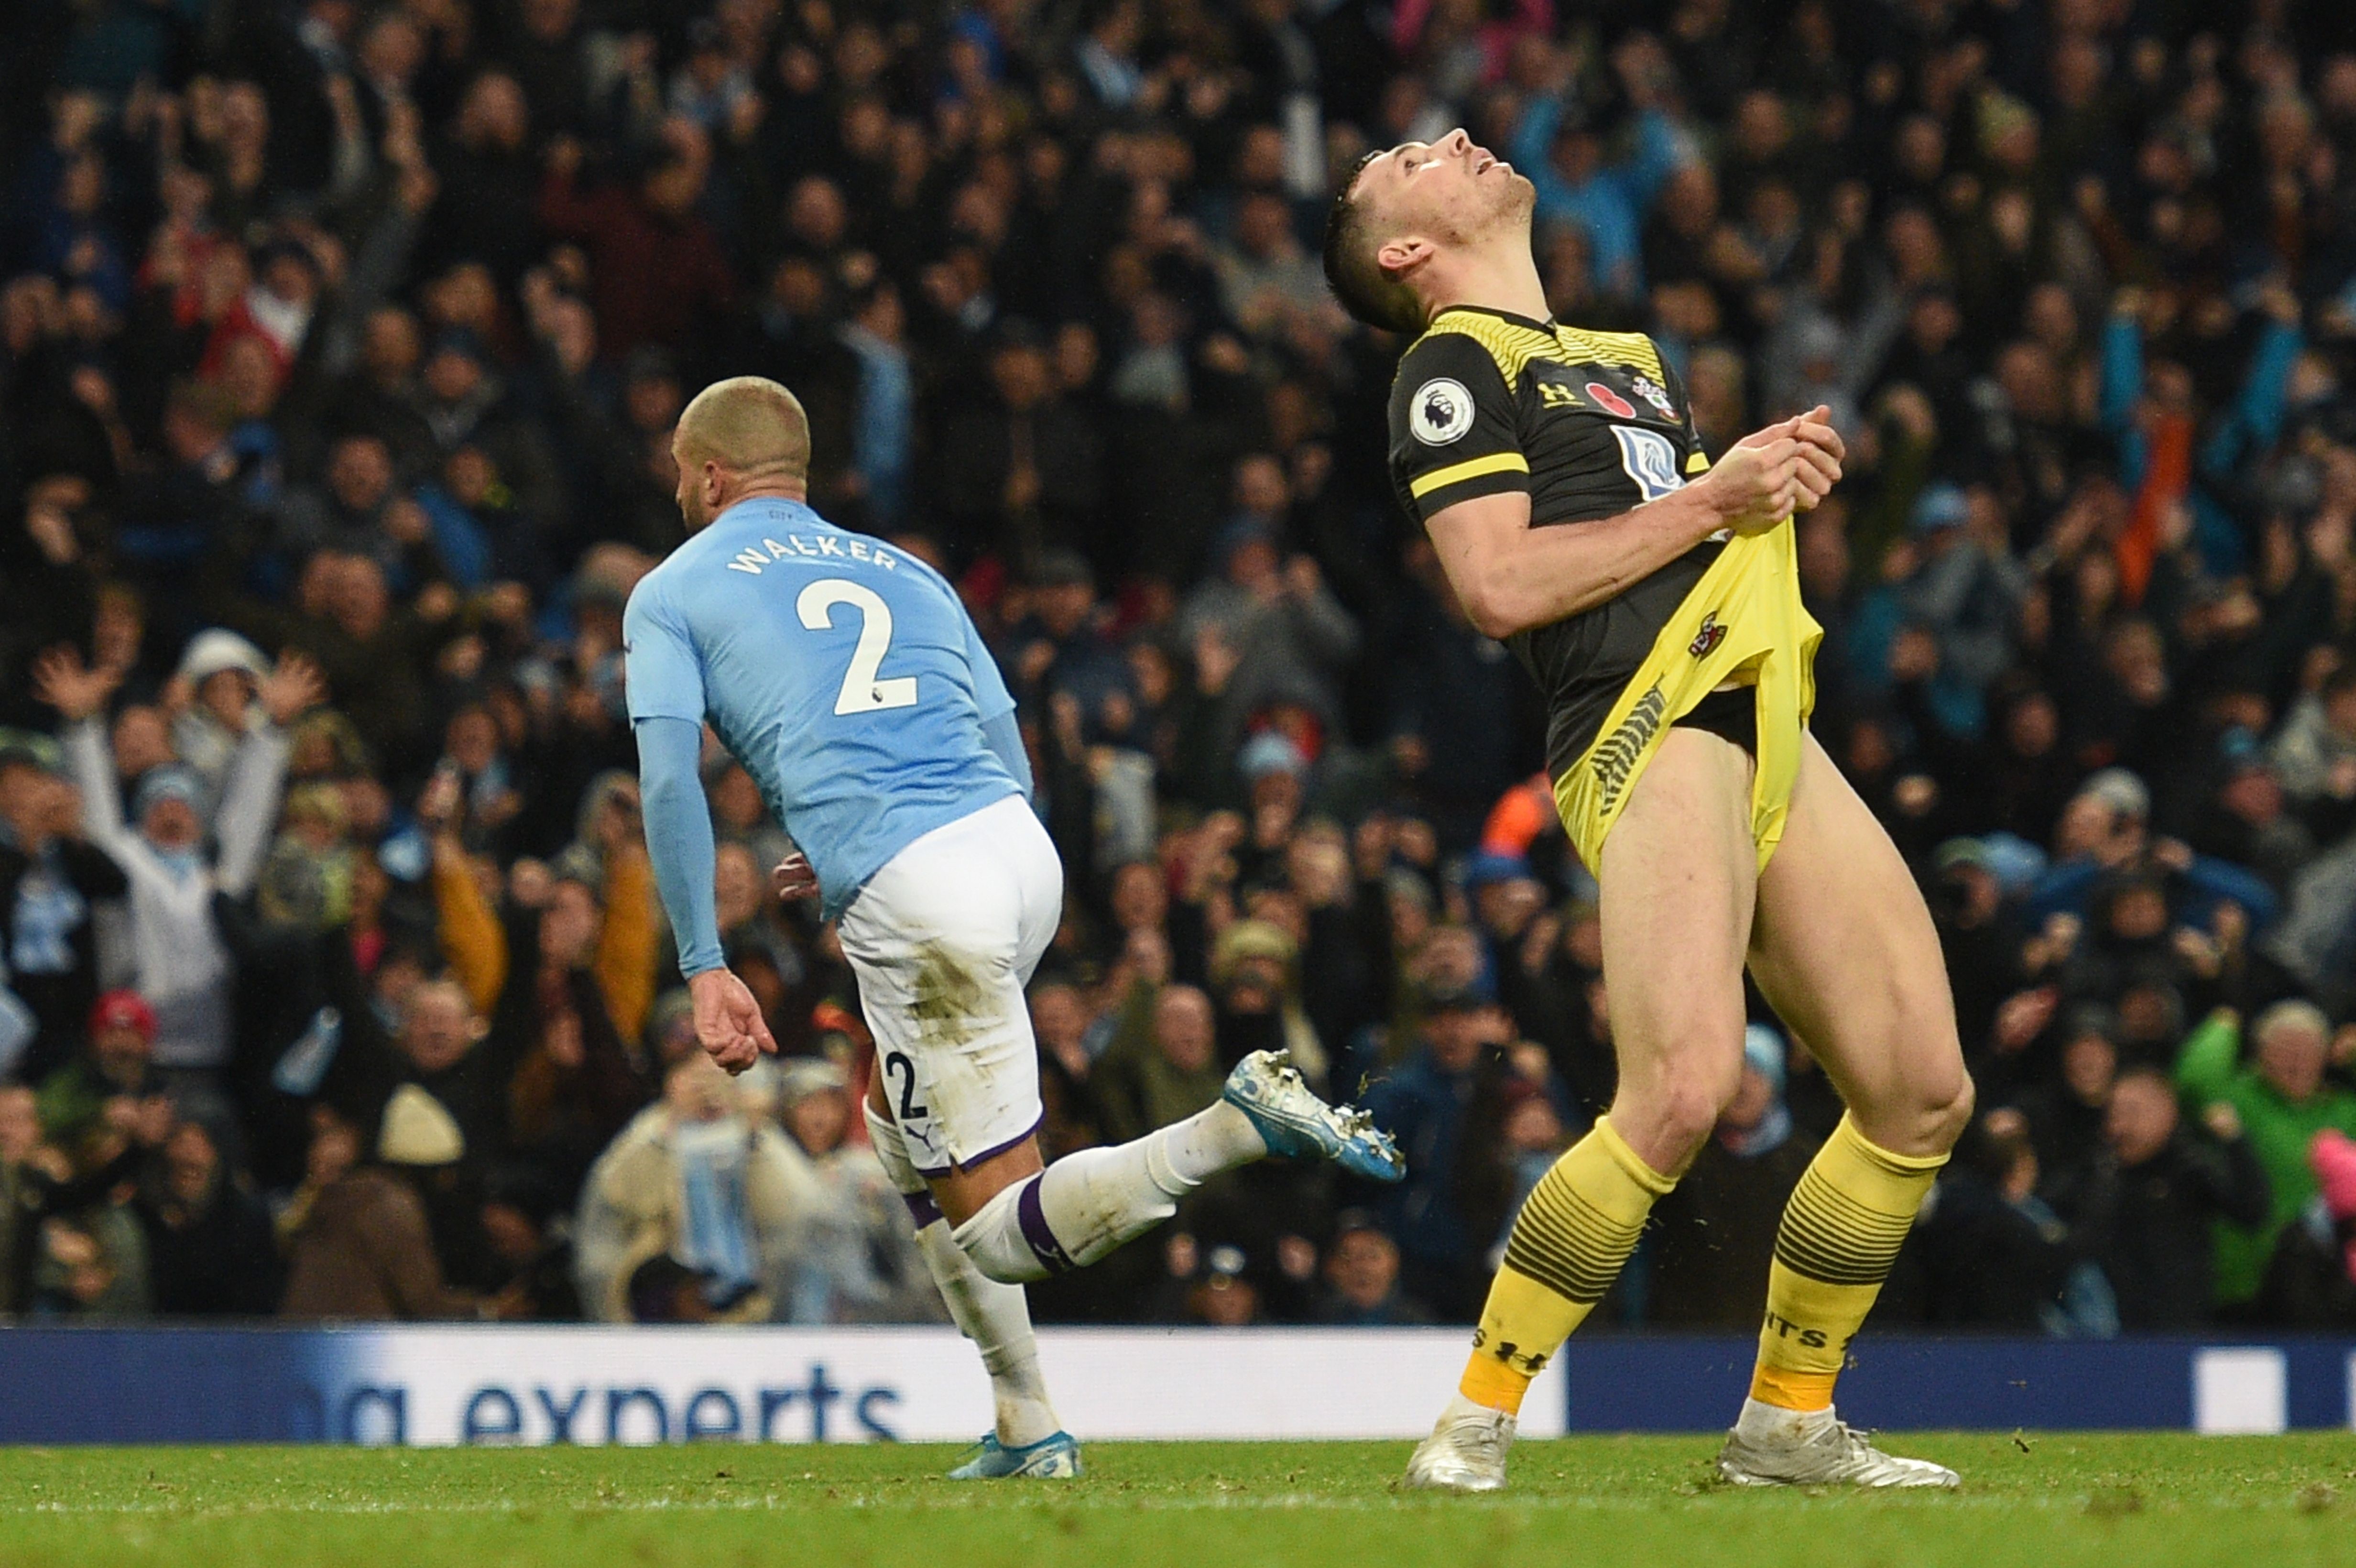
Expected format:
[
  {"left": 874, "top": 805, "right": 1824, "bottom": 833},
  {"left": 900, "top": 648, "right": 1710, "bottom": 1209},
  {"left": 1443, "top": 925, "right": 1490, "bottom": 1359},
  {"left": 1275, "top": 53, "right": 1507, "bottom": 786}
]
[
  {"left": 882, "top": 1049, "right": 929, "bottom": 1122},
  {"left": 797, "top": 578, "right": 918, "bottom": 715}
]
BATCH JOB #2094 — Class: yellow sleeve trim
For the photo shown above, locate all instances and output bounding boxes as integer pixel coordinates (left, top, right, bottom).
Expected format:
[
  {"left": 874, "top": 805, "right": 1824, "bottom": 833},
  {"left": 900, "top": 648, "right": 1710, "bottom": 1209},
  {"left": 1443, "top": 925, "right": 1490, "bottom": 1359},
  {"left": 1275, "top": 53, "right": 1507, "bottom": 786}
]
[
  {"left": 1410, "top": 450, "right": 1530, "bottom": 499},
  {"left": 1684, "top": 451, "right": 1711, "bottom": 474}
]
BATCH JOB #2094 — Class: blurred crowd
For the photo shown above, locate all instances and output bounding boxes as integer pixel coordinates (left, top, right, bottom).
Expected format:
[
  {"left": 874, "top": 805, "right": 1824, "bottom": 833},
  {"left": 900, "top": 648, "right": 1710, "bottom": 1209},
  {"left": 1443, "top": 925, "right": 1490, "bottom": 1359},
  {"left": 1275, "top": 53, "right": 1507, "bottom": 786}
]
[{"left": 4, "top": 0, "right": 2356, "bottom": 1334}]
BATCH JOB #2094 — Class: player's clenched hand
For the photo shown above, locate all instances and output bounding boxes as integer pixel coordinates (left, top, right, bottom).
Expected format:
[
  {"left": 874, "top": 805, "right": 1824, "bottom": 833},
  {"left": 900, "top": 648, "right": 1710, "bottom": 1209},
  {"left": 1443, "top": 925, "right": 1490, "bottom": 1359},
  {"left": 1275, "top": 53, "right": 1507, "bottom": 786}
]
[
  {"left": 1698, "top": 434, "right": 1804, "bottom": 535},
  {"left": 1732, "top": 406, "right": 1843, "bottom": 517},
  {"left": 772, "top": 853, "right": 818, "bottom": 903},
  {"left": 689, "top": 967, "right": 776, "bottom": 1075},
  {"left": 1786, "top": 404, "right": 1843, "bottom": 509},
  {"left": 1786, "top": 403, "right": 1845, "bottom": 465}
]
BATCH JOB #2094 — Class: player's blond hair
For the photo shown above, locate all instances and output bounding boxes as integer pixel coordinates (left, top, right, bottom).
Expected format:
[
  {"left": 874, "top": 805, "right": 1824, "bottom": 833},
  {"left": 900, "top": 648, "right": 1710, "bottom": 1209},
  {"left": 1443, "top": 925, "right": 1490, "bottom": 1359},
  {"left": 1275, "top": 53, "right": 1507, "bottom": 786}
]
[{"left": 674, "top": 375, "right": 811, "bottom": 482}]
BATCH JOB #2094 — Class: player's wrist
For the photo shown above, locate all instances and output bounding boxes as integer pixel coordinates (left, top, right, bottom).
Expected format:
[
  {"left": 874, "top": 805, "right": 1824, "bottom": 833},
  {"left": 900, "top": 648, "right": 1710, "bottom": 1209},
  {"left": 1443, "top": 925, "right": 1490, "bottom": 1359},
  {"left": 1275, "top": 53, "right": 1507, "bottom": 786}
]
[{"left": 1665, "top": 482, "right": 1738, "bottom": 541}]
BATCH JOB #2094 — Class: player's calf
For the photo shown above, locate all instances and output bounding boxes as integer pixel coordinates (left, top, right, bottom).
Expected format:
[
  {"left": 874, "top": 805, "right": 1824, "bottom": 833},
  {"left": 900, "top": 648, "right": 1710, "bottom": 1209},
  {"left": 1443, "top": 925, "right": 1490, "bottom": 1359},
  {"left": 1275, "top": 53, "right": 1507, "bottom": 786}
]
[{"left": 949, "top": 1050, "right": 1401, "bottom": 1285}]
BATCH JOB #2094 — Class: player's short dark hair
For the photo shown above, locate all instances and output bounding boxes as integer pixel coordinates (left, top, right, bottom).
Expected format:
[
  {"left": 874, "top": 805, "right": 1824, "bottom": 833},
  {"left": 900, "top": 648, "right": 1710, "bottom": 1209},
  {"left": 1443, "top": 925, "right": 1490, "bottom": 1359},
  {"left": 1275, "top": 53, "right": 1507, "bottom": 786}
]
[{"left": 1322, "top": 151, "right": 1426, "bottom": 335}]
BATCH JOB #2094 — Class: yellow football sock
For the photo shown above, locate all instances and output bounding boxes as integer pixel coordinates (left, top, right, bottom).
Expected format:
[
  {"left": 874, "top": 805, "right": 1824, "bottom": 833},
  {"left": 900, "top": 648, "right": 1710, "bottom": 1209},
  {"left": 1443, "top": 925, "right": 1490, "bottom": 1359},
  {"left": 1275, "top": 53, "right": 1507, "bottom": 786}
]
[
  {"left": 1458, "top": 1118, "right": 1675, "bottom": 1416},
  {"left": 1751, "top": 1113, "right": 1945, "bottom": 1411}
]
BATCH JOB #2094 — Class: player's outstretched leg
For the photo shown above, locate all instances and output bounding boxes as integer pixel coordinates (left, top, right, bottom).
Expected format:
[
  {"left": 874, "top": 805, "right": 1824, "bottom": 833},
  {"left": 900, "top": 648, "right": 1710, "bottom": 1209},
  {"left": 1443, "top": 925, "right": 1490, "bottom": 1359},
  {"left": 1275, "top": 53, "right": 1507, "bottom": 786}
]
[
  {"left": 1407, "top": 730, "right": 1755, "bottom": 1494},
  {"left": 865, "top": 1099, "right": 1079, "bottom": 1478},
  {"left": 948, "top": 1050, "right": 1403, "bottom": 1285},
  {"left": 1726, "top": 734, "right": 1969, "bottom": 1490}
]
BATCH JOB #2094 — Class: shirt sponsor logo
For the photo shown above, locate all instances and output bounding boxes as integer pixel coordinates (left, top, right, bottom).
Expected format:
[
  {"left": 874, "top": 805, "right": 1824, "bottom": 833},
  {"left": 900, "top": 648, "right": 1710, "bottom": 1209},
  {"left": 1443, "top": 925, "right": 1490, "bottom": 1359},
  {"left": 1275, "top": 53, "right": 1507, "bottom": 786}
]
[
  {"left": 1410, "top": 378, "right": 1475, "bottom": 445},
  {"left": 1612, "top": 426, "right": 1686, "bottom": 501}
]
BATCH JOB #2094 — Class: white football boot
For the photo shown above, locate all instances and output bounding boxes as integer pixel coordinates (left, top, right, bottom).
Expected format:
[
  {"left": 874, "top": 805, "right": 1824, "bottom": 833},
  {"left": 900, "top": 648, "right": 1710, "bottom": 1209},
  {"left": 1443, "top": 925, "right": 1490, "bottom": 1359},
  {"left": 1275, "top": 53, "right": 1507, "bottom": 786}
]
[
  {"left": 1716, "top": 1400, "right": 1958, "bottom": 1488},
  {"left": 1401, "top": 1394, "right": 1516, "bottom": 1492}
]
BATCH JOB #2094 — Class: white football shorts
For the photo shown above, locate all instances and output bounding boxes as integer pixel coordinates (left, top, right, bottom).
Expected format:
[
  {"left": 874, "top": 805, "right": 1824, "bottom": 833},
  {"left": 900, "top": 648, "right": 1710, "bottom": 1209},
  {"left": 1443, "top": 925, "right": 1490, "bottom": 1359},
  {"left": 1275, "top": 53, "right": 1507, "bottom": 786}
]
[{"left": 835, "top": 793, "right": 1062, "bottom": 1176}]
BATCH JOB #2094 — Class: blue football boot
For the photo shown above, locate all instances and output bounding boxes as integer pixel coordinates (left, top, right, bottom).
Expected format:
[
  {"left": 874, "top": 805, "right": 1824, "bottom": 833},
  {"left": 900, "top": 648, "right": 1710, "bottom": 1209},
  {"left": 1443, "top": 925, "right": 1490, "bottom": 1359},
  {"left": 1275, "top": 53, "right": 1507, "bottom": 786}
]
[
  {"left": 1222, "top": 1049, "right": 1406, "bottom": 1184},
  {"left": 947, "top": 1430, "right": 1084, "bottom": 1480}
]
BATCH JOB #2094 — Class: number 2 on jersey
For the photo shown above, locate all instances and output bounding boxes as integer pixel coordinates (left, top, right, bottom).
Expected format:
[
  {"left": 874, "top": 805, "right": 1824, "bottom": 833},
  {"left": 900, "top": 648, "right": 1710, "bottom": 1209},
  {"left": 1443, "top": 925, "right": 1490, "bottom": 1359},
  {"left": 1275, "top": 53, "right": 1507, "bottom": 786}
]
[{"left": 796, "top": 578, "right": 918, "bottom": 715}]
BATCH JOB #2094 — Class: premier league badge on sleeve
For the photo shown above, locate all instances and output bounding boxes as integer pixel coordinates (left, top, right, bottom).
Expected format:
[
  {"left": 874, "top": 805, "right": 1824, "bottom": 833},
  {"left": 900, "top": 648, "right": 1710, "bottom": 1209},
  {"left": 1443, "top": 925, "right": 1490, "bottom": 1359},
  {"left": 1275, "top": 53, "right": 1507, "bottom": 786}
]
[
  {"left": 1630, "top": 374, "right": 1678, "bottom": 421},
  {"left": 1410, "top": 378, "right": 1474, "bottom": 445}
]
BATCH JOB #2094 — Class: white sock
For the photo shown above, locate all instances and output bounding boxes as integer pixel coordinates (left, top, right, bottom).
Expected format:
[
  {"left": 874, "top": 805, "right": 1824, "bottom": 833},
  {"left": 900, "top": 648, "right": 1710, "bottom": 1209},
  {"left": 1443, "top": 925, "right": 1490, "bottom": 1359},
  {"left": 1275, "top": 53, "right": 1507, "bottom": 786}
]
[
  {"left": 1734, "top": 1395, "right": 1835, "bottom": 1442},
  {"left": 868, "top": 1103, "right": 1060, "bottom": 1446},
  {"left": 949, "top": 1104, "right": 1269, "bottom": 1285}
]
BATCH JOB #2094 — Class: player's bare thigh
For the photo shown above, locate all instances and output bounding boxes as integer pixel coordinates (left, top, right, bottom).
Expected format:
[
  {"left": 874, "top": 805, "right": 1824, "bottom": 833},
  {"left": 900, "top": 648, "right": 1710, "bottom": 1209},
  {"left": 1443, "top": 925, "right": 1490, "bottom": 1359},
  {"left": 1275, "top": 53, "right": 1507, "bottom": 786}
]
[
  {"left": 1595, "top": 725, "right": 1759, "bottom": 1175},
  {"left": 865, "top": 1070, "right": 1045, "bottom": 1227},
  {"left": 1746, "top": 731, "right": 1972, "bottom": 1157}
]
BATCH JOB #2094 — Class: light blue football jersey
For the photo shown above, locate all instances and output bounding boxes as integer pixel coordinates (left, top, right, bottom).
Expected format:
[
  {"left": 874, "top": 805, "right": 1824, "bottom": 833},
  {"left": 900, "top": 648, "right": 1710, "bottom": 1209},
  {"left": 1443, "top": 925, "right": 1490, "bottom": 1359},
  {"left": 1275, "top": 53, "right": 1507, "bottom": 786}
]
[{"left": 623, "top": 496, "right": 1020, "bottom": 921}]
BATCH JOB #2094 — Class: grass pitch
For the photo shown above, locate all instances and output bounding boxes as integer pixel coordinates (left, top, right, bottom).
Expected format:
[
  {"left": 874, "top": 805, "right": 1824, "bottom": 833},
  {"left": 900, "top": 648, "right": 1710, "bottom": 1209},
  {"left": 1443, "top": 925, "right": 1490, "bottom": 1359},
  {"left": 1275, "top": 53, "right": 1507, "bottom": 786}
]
[{"left": 0, "top": 1433, "right": 2350, "bottom": 1568}]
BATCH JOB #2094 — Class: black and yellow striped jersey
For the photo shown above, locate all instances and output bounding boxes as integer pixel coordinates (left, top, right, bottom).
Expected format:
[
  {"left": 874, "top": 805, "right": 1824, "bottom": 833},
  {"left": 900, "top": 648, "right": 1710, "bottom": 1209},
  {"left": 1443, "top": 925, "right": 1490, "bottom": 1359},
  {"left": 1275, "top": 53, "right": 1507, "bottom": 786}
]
[{"left": 1386, "top": 305, "right": 1722, "bottom": 778}]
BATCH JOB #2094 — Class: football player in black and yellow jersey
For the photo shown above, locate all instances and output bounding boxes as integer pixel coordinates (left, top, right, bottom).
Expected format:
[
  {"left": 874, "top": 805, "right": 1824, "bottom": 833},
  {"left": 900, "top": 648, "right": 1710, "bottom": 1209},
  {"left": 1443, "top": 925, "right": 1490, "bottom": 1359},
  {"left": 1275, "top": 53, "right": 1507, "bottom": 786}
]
[{"left": 1325, "top": 130, "right": 1972, "bottom": 1492}]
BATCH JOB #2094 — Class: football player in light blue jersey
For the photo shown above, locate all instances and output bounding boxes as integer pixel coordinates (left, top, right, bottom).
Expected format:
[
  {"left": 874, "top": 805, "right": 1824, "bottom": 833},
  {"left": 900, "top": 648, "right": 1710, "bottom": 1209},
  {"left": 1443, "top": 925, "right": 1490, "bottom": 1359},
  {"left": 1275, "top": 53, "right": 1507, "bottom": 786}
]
[{"left": 626, "top": 379, "right": 1403, "bottom": 1479}]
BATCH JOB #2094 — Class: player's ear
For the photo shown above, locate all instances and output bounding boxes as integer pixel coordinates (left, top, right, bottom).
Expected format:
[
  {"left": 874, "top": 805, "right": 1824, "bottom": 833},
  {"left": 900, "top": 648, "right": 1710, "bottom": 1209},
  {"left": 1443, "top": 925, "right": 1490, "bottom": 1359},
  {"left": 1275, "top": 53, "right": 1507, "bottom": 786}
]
[{"left": 1376, "top": 234, "right": 1435, "bottom": 277}]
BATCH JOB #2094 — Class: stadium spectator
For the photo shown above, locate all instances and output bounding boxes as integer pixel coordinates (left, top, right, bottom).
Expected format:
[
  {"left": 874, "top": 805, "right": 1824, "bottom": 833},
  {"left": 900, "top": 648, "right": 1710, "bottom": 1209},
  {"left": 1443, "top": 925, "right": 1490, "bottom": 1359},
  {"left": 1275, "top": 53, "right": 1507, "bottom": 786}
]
[
  {"left": 39, "top": 645, "right": 317, "bottom": 1120},
  {"left": 2004, "top": 1006, "right": 2121, "bottom": 1187},
  {"left": 2307, "top": 1129, "right": 2356, "bottom": 1325},
  {"left": 1359, "top": 979, "right": 1512, "bottom": 1318},
  {"left": 135, "top": 1117, "right": 284, "bottom": 1317},
  {"left": 279, "top": 1095, "right": 496, "bottom": 1321},
  {"left": 2051, "top": 1067, "right": 2270, "bottom": 1330},
  {"left": 1093, "top": 983, "right": 1227, "bottom": 1148},
  {"left": 572, "top": 1054, "right": 817, "bottom": 1323},
  {"left": 1315, "top": 1209, "right": 1432, "bottom": 1326},
  {"left": 773, "top": 1056, "right": 938, "bottom": 1325},
  {"left": 0, "top": 1079, "right": 158, "bottom": 1316},
  {"left": 35, "top": 989, "right": 168, "bottom": 1169},
  {"left": 2174, "top": 1002, "right": 2356, "bottom": 1314},
  {"left": 1904, "top": 1110, "right": 2081, "bottom": 1333}
]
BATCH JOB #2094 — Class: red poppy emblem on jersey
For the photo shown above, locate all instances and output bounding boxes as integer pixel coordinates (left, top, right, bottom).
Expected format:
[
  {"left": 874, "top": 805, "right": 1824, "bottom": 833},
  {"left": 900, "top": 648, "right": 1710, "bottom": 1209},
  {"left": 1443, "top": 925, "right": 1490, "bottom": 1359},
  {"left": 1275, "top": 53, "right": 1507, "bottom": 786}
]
[{"left": 1586, "top": 382, "right": 1636, "bottom": 418}]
